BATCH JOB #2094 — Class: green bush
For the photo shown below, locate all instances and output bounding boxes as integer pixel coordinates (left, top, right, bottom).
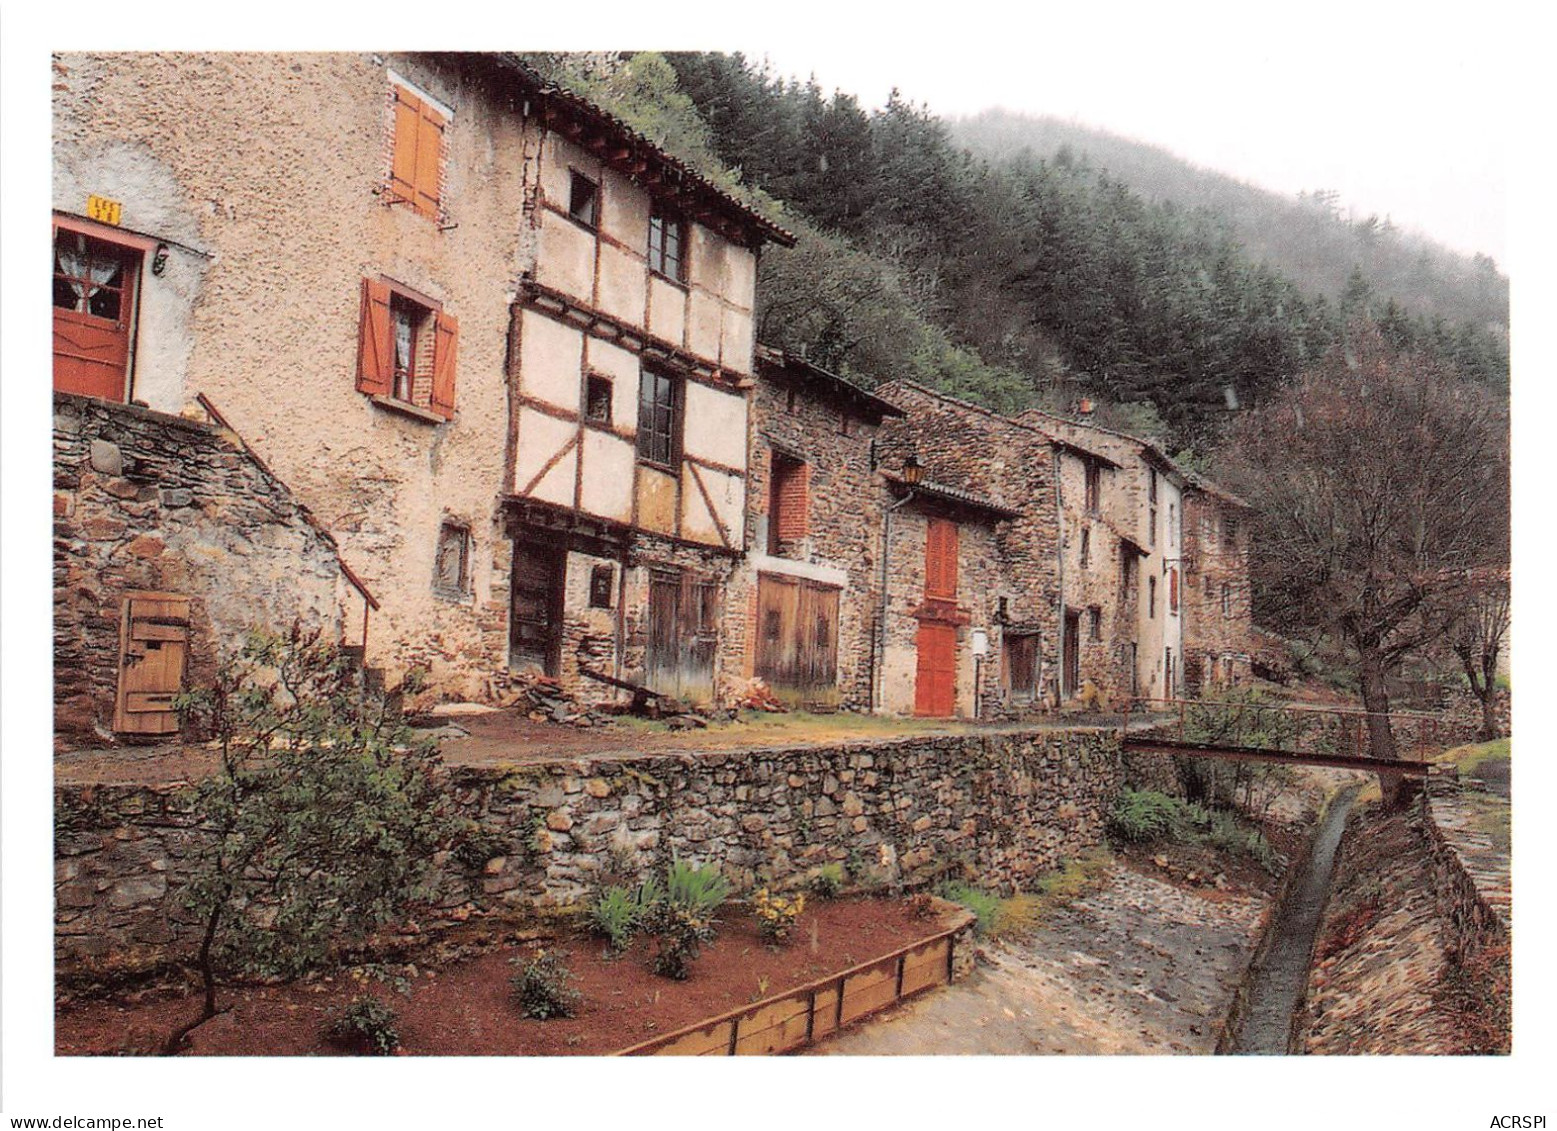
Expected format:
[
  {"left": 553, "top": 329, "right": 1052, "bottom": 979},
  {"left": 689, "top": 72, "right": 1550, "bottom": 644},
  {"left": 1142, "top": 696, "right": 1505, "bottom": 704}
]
[
  {"left": 589, "top": 885, "right": 640, "bottom": 952},
  {"left": 1108, "top": 789, "right": 1179, "bottom": 842},
  {"left": 936, "top": 881, "right": 1002, "bottom": 938},
  {"left": 644, "top": 860, "right": 730, "bottom": 980},
  {"left": 810, "top": 862, "right": 845, "bottom": 900},
  {"left": 511, "top": 949, "right": 581, "bottom": 1020},
  {"left": 326, "top": 995, "right": 401, "bottom": 1056}
]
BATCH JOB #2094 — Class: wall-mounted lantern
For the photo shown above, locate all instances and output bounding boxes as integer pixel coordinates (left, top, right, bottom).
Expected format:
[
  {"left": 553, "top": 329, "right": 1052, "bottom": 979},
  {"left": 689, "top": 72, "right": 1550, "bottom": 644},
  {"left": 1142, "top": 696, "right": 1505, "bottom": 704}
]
[
  {"left": 902, "top": 454, "right": 924, "bottom": 486},
  {"left": 151, "top": 243, "right": 170, "bottom": 276}
]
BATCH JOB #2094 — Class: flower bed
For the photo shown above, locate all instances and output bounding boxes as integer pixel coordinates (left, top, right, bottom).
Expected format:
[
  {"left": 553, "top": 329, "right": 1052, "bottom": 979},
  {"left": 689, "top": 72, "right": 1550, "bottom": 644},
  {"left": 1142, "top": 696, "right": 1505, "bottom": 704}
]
[{"left": 56, "top": 895, "right": 970, "bottom": 1056}]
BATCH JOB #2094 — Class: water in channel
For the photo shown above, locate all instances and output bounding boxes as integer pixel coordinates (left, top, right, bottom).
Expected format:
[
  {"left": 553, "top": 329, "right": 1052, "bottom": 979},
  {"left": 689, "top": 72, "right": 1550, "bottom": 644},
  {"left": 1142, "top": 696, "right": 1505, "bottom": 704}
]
[{"left": 1225, "top": 782, "right": 1362, "bottom": 1054}]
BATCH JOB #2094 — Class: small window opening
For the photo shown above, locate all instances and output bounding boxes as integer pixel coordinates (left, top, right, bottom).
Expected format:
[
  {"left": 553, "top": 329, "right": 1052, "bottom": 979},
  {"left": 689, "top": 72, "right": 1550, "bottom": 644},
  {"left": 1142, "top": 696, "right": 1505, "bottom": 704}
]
[
  {"left": 1148, "top": 575, "right": 1157, "bottom": 618},
  {"left": 1088, "top": 606, "right": 1103, "bottom": 641},
  {"left": 569, "top": 171, "right": 600, "bottom": 228},
  {"left": 785, "top": 388, "right": 798, "bottom": 415},
  {"left": 1084, "top": 461, "right": 1101, "bottom": 516},
  {"left": 585, "top": 374, "right": 613, "bottom": 425},
  {"left": 1079, "top": 527, "right": 1091, "bottom": 570},
  {"left": 1222, "top": 583, "right": 1233, "bottom": 618},
  {"left": 434, "top": 521, "right": 470, "bottom": 597},
  {"left": 589, "top": 564, "right": 614, "bottom": 609},
  {"left": 648, "top": 207, "right": 686, "bottom": 282}
]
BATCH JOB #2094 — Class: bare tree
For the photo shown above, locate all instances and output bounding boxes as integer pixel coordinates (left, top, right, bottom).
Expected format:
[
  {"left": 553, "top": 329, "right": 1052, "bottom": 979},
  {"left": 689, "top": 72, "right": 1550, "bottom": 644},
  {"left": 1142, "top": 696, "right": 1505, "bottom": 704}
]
[
  {"left": 1220, "top": 327, "right": 1509, "bottom": 791},
  {"left": 1445, "top": 568, "right": 1511, "bottom": 740}
]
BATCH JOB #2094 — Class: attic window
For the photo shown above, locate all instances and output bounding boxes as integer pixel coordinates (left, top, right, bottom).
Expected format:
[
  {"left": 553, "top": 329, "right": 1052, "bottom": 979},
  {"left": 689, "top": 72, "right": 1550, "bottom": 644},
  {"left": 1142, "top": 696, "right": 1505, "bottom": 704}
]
[
  {"left": 569, "top": 171, "right": 599, "bottom": 229},
  {"left": 585, "top": 374, "right": 613, "bottom": 425}
]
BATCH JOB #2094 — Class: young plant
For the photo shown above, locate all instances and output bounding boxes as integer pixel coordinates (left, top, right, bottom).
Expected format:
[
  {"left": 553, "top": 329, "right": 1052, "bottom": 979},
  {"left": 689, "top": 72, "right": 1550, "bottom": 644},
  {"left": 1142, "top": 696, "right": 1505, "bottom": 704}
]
[
  {"left": 936, "top": 881, "right": 1002, "bottom": 939},
  {"left": 166, "top": 627, "right": 457, "bottom": 1055},
  {"left": 809, "top": 862, "right": 845, "bottom": 900},
  {"left": 590, "top": 882, "right": 662, "bottom": 953},
  {"left": 751, "top": 887, "right": 806, "bottom": 944},
  {"left": 643, "top": 859, "right": 730, "bottom": 980},
  {"left": 511, "top": 949, "right": 582, "bottom": 1020},
  {"left": 325, "top": 995, "right": 401, "bottom": 1056}
]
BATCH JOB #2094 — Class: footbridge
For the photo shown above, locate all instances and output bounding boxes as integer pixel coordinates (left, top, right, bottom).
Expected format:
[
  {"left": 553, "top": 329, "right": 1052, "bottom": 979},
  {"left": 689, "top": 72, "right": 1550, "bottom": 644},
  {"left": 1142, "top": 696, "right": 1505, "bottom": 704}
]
[{"left": 1119, "top": 698, "right": 1454, "bottom": 778}]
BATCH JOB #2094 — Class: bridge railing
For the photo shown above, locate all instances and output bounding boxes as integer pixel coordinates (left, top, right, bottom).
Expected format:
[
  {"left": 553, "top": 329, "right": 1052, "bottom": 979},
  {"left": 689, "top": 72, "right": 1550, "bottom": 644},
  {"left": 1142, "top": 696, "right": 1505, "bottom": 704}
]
[{"left": 1122, "top": 697, "right": 1453, "bottom": 764}]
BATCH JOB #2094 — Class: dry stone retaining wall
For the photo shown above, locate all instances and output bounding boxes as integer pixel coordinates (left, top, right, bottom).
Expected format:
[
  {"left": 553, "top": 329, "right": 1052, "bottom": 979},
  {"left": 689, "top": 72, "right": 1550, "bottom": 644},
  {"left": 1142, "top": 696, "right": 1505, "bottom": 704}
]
[{"left": 55, "top": 728, "right": 1123, "bottom": 972}]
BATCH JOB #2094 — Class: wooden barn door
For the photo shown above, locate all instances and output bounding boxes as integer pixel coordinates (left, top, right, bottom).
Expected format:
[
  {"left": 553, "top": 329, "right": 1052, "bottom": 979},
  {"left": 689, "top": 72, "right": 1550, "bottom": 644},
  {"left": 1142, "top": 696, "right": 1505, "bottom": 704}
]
[
  {"left": 756, "top": 575, "right": 840, "bottom": 706},
  {"left": 913, "top": 621, "right": 957, "bottom": 717},
  {"left": 646, "top": 570, "right": 718, "bottom": 704},
  {"left": 113, "top": 592, "right": 190, "bottom": 736}
]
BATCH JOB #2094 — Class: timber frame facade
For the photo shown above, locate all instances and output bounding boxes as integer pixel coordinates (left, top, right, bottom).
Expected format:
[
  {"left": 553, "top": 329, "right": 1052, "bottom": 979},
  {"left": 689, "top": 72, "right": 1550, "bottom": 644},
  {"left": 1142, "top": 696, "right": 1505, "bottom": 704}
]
[{"left": 51, "top": 51, "right": 1256, "bottom": 740}]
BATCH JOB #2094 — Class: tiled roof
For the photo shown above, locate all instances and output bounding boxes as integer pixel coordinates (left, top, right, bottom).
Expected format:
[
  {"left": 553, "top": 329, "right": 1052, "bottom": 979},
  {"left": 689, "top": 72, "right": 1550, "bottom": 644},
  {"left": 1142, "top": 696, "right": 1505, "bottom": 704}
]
[
  {"left": 884, "top": 473, "right": 1024, "bottom": 521},
  {"left": 755, "top": 346, "right": 906, "bottom": 418}
]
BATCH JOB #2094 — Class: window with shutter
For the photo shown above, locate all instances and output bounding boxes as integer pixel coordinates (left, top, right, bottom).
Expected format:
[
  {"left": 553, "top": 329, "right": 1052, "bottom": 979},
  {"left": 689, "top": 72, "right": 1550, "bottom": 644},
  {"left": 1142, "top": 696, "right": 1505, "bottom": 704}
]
[
  {"left": 357, "top": 277, "right": 456, "bottom": 421},
  {"left": 925, "top": 518, "right": 959, "bottom": 600},
  {"left": 389, "top": 82, "right": 447, "bottom": 221}
]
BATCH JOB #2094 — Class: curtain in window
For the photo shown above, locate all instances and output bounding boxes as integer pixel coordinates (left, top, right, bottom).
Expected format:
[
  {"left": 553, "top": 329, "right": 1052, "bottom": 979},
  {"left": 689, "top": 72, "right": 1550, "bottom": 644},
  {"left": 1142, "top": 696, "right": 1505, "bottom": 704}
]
[{"left": 55, "top": 233, "right": 121, "bottom": 309}]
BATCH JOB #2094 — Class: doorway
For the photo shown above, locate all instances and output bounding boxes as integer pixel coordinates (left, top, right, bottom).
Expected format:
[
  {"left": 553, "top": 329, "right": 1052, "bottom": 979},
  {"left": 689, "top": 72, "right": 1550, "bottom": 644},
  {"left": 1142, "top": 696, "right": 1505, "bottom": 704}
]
[
  {"left": 53, "top": 225, "right": 142, "bottom": 401},
  {"left": 509, "top": 542, "right": 564, "bottom": 675}
]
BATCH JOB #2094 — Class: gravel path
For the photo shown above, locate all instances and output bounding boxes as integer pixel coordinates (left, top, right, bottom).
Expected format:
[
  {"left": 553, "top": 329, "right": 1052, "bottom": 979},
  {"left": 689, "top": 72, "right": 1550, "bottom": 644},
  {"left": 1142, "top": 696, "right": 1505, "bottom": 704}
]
[{"left": 816, "top": 864, "right": 1266, "bottom": 1055}]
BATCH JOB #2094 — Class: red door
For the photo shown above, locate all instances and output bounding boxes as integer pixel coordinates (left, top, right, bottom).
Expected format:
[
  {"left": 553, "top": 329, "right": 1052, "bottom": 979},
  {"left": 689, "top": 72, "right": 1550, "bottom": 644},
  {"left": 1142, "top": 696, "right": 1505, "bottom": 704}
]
[
  {"left": 914, "top": 621, "right": 957, "bottom": 717},
  {"left": 53, "top": 226, "right": 141, "bottom": 401}
]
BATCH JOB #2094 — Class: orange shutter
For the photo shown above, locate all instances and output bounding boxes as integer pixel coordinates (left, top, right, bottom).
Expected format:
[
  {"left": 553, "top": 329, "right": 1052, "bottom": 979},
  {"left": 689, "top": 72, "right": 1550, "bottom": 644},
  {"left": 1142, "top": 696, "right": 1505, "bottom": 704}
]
[
  {"left": 356, "top": 278, "right": 393, "bottom": 396},
  {"left": 431, "top": 310, "right": 458, "bottom": 420},
  {"left": 413, "top": 102, "right": 445, "bottom": 218},
  {"left": 925, "top": 519, "right": 958, "bottom": 600},
  {"left": 1169, "top": 567, "right": 1180, "bottom": 613},
  {"left": 391, "top": 87, "right": 422, "bottom": 206}
]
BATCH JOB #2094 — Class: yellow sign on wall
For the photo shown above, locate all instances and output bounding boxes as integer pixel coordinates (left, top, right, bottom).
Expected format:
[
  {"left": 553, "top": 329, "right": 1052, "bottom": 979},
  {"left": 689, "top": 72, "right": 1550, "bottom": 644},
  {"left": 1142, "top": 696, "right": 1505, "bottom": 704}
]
[{"left": 86, "top": 194, "right": 122, "bottom": 226}]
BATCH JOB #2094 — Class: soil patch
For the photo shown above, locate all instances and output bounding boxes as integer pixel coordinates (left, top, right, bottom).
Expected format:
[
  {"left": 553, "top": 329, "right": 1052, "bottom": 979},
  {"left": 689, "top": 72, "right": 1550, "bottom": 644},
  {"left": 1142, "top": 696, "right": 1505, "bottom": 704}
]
[{"left": 56, "top": 896, "right": 942, "bottom": 1056}]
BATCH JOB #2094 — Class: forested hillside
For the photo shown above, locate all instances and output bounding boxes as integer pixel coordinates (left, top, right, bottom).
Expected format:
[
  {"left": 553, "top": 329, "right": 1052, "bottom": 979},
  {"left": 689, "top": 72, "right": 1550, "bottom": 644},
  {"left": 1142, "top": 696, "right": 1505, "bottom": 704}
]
[{"left": 521, "top": 52, "right": 1508, "bottom": 454}]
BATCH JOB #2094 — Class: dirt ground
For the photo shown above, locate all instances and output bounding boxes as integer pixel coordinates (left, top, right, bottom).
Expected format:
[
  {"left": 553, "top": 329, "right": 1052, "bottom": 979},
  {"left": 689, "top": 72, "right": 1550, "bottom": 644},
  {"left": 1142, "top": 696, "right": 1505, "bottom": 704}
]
[{"left": 56, "top": 895, "right": 948, "bottom": 1056}]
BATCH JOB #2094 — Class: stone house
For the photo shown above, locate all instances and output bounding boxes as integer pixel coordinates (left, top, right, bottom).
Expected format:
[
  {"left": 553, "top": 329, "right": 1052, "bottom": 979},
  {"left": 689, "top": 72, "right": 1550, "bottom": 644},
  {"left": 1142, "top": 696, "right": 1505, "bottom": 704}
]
[
  {"left": 874, "top": 382, "right": 1058, "bottom": 718},
  {"left": 52, "top": 52, "right": 792, "bottom": 727},
  {"left": 741, "top": 347, "right": 904, "bottom": 708},
  {"left": 1018, "top": 408, "right": 1188, "bottom": 705},
  {"left": 1180, "top": 476, "right": 1256, "bottom": 693}
]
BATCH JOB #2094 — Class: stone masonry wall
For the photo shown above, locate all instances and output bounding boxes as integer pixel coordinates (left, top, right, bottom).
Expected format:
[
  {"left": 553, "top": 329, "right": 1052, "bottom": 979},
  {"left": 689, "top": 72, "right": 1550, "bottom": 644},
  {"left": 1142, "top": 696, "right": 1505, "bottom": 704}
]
[
  {"left": 53, "top": 393, "right": 355, "bottom": 742},
  {"left": 1182, "top": 491, "right": 1254, "bottom": 694},
  {"left": 55, "top": 728, "right": 1123, "bottom": 970}
]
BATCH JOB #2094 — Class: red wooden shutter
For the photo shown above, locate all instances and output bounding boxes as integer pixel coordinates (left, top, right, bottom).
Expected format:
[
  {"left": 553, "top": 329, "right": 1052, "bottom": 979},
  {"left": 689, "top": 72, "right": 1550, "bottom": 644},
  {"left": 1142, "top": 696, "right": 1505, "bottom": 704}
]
[
  {"left": 431, "top": 310, "right": 458, "bottom": 420},
  {"left": 356, "top": 278, "right": 393, "bottom": 396},
  {"left": 925, "top": 519, "right": 958, "bottom": 600},
  {"left": 391, "top": 87, "right": 422, "bottom": 206}
]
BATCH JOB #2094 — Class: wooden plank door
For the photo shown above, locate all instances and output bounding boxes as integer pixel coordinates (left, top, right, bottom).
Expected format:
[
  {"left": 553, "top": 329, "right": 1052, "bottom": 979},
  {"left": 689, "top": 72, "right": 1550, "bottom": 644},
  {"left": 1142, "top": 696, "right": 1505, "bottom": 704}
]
[
  {"left": 53, "top": 227, "right": 140, "bottom": 401},
  {"left": 646, "top": 570, "right": 718, "bottom": 704},
  {"left": 113, "top": 592, "right": 190, "bottom": 735},
  {"left": 914, "top": 621, "right": 957, "bottom": 717},
  {"left": 510, "top": 542, "right": 564, "bottom": 675},
  {"left": 798, "top": 583, "right": 839, "bottom": 701}
]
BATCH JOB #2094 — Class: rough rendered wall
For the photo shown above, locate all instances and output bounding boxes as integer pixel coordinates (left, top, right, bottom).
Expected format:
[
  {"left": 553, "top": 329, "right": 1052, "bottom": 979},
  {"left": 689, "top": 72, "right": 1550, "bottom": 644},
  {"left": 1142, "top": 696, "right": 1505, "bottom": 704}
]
[
  {"left": 53, "top": 53, "right": 536, "bottom": 700},
  {"left": 55, "top": 728, "right": 1124, "bottom": 969},
  {"left": 53, "top": 394, "right": 353, "bottom": 741}
]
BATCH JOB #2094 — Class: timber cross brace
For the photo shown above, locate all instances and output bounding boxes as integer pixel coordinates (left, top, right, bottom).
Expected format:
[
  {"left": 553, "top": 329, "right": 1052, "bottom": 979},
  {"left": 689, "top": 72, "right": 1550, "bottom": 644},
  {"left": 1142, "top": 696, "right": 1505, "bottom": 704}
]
[{"left": 1120, "top": 698, "right": 1443, "bottom": 779}]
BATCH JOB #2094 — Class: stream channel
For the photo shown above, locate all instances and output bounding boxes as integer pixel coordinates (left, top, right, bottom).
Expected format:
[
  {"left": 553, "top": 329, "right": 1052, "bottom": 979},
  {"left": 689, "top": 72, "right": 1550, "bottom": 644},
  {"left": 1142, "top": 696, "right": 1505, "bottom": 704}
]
[{"left": 1224, "top": 782, "right": 1362, "bottom": 1054}]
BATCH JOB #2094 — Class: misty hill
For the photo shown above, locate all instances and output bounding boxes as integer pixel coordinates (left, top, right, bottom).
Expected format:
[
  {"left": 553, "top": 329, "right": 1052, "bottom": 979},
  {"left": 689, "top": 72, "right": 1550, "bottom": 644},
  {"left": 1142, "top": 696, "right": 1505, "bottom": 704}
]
[{"left": 951, "top": 110, "right": 1508, "bottom": 334}]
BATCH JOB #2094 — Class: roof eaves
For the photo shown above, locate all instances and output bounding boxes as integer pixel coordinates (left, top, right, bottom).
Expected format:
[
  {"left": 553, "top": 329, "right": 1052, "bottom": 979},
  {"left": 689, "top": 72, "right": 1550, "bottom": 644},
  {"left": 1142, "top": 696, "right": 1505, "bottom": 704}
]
[
  {"left": 755, "top": 346, "right": 906, "bottom": 418},
  {"left": 884, "top": 474, "right": 1024, "bottom": 521}
]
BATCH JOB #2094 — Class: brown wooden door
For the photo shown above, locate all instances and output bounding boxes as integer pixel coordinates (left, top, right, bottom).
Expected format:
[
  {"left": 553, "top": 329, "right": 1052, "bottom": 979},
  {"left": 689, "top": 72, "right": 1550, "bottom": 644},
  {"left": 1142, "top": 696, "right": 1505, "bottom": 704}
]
[
  {"left": 510, "top": 542, "right": 564, "bottom": 675},
  {"left": 755, "top": 574, "right": 839, "bottom": 705},
  {"left": 53, "top": 227, "right": 140, "bottom": 401},
  {"left": 1063, "top": 610, "right": 1081, "bottom": 698},
  {"left": 113, "top": 593, "right": 190, "bottom": 736},
  {"left": 914, "top": 621, "right": 957, "bottom": 717},
  {"left": 646, "top": 570, "right": 718, "bottom": 703}
]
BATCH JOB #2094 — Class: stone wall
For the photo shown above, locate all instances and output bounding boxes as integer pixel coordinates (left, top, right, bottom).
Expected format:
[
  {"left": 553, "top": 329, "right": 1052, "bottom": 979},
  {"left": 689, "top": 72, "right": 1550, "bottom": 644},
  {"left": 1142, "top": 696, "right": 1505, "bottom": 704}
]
[
  {"left": 53, "top": 393, "right": 357, "bottom": 742},
  {"left": 1182, "top": 491, "right": 1254, "bottom": 694},
  {"left": 1423, "top": 775, "right": 1510, "bottom": 960},
  {"left": 55, "top": 728, "right": 1124, "bottom": 971}
]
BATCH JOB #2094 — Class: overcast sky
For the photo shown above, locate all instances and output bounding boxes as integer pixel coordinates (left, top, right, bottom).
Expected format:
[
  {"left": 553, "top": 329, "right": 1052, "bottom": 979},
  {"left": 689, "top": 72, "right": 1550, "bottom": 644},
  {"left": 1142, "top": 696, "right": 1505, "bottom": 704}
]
[{"left": 740, "top": 3, "right": 1512, "bottom": 265}]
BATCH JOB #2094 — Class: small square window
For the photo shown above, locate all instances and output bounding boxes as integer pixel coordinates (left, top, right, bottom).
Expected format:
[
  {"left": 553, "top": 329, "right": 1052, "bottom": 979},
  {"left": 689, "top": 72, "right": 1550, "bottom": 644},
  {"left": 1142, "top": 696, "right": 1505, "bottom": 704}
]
[
  {"left": 585, "top": 374, "right": 613, "bottom": 425},
  {"left": 589, "top": 564, "right": 614, "bottom": 609},
  {"left": 434, "top": 522, "right": 470, "bottom": 598},
  {"left": 569, "top": 171, "right": 599, "bottom": 228},
  {"left": 648, "top": 207, "right": 686, "bottom": 282}
]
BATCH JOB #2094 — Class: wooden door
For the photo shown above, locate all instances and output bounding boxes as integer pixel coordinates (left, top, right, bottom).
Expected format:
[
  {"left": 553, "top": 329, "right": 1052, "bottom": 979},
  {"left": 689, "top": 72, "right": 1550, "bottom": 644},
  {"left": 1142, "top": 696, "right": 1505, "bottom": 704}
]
[
  {"left": 53, "top": 227, "right": 140, "bottom": 401},
  {"left": 646, "top": 570, "right": 718, "bottom": 703},
  {"left": 1005, "top": 633, "right": 1039, "bottom": 700},
  {"left": 914, "top": 621, "right": 957, "bottom": 717},
  {"left": 510, "top": 543, "right": 564, "bottom": 675},
  {"left": 756, "top": 575, "right": 840, "bottom": 705},
  {"left": 1063, "top": 611, "right": 1081, "bottom": 699},
  {"left": 113, "top": 592, "right": 190, "bottom": 736}
]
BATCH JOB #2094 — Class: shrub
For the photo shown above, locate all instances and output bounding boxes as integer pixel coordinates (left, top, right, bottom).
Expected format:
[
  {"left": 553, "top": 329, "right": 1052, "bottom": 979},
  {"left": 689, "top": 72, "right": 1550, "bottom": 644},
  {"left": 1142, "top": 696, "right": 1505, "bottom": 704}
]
[
  {"left": 644, "top": 860, "right": 729, "bottom": 980},
  {"left": 589, "top": 885, "right": 642, "bottom": 953},
  {"left": 809, "top": 862, "right": 845, "bottom": 900},
  {"left": 326, "top": 995, "right": 400, "bottom": 1056},
  {"left": 936, "top": 881, "right": 1002, "bottom": 938},
  {"left": 1108, "top": 789, "right": 1178, "bottom": 842},
  {"left": 511, "top": 949, "right": 581, "bottom": 1020},
  {"left": 751, "top": 888, "right": 806, "bottom": 943}
]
